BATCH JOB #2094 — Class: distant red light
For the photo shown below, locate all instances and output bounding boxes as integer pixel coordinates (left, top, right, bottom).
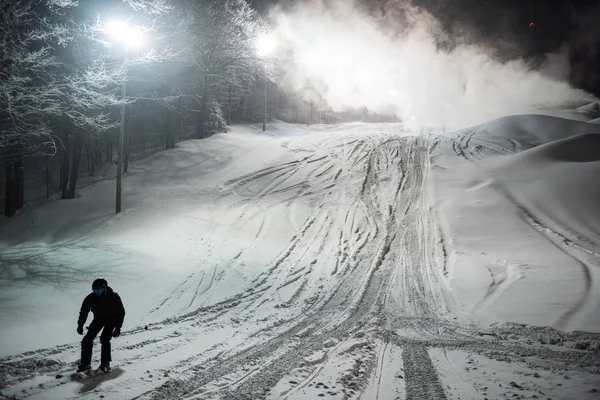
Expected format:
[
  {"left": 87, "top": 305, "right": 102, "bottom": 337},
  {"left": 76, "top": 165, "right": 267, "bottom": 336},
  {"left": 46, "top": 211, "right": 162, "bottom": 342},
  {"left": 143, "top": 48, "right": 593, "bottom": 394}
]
[{"left": 529, "top": 22, "right": 535, "bottom": 27}]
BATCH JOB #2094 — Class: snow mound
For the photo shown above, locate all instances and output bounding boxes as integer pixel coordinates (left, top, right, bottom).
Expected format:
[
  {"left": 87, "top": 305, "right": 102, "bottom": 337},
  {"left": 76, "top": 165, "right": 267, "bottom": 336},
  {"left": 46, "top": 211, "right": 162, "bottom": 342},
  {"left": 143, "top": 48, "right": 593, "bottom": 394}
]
[
  {"left": 458, "top": 114, "right": 600, "bottom": 149},
  {"left": 513, "top": 132, "right": 600, "bottom": 163},
  {"left": 488, "top": 133, "right": 600, "bottom": 243},
  {"left": 576, "top": 101, "right": 600, "bottom": 115},
  {"left": 244, "top": 120, "right": 314, "bottom": 137},
  {"left": 483, "top": 131, "right": 600, "bottom": 331},
  {"left": 433, "top": 114, "right": 600, "bottom": 332},
  {"left": 529, "top": 102, "right": 600, "bottom": 123}
]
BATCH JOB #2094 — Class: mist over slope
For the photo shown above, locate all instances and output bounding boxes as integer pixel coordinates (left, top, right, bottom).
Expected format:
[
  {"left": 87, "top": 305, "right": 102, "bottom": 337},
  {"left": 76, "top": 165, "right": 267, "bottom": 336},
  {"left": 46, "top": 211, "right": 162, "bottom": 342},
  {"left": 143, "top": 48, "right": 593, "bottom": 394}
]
[{"left": 268, "top": 0, "right": 596, "bottom": 128}]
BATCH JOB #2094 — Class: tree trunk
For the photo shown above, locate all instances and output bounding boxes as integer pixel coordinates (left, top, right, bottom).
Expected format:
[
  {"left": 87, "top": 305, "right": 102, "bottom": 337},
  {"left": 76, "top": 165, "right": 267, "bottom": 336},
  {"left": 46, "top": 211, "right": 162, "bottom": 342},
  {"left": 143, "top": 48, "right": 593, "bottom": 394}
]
[
  {"left": 269, "top": 84, "right": 276, "bottom": 121},
  {"left": 124, "top": 136, "right": 131, "bottom": 173},
  {"left": 60, "top": 117, "right": 71, "bottom": 199},
  {"left": 95, "top": 147, "right": 103, "bottom": 176},
  {"left": 66, "top": 132, "right": 83, "bottom": 199},
  {"left": 197, "top": 100, "right": 208, "bottom": 139},
  {"left": 196, "top": 76, "right": 209, "bottom": 139},
  {"left": 4, "top": 163, "right": 16, "bottom": 217},
  {"left": 197, "top": 101, "right": 206, "bottom": 139},
  {"left": 124, "top": 104, "right": 132, "bottom": 173},
  {"left": 87, "top": 144, "right": 96, "bottom": 176},
  {"left": 242, "top": 95, "right": 248, "bottom": 120},
  {"left": 15, "top": 157, "right": 24, "bottom": 210},
  {"left": 165, "top": 134, "right": 175, "bottom": 149},
  {"left": 60, "top": 146, "right": 69, "bottom": 196},
  {"left": 105, "top": 137, "right": 112, "bottom": 163},
  {"left": 227, "top": 85, "right": 233, "bottom": 124},
  {"left": 59, "top": 115, "right": 66, "bottom": 191}
]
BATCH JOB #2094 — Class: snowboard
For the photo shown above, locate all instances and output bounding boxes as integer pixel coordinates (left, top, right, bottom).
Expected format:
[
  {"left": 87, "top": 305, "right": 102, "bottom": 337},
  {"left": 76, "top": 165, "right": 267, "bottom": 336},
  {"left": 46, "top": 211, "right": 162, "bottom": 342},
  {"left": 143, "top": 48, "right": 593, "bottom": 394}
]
[{"left": 70, "top": 366, "right": 124, "bottom": 383}]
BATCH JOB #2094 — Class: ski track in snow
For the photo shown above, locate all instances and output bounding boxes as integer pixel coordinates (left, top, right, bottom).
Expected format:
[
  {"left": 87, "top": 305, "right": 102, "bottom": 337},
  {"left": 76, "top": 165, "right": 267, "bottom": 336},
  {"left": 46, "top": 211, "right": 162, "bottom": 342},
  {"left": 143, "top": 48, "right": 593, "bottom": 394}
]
[{"left": 1, "top": 127, "right": 600, "bottom": 399}]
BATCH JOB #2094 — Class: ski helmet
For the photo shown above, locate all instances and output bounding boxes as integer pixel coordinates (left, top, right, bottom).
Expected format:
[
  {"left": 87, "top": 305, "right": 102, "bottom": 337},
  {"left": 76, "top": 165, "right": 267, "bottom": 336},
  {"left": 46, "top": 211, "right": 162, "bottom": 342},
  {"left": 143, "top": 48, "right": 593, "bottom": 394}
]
[{"left": 92, "top": 278, "right": 108, "bottom": 290}]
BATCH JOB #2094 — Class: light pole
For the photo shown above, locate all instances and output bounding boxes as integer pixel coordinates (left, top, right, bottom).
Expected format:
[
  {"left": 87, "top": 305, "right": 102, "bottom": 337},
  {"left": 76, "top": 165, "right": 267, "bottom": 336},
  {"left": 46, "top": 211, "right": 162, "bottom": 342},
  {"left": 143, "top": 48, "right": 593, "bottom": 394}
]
[
  {"left": 263, "top": 79, "right": 267, "bottom": 132},
  {"left": 105, "top": 20, "right": 144, "bottom": 213},
  {"left": 257, "top": 33, "right": 277, "bottom": 132},
  {"left": 116, "top": 54, "right": 127, "bottom": 213}
]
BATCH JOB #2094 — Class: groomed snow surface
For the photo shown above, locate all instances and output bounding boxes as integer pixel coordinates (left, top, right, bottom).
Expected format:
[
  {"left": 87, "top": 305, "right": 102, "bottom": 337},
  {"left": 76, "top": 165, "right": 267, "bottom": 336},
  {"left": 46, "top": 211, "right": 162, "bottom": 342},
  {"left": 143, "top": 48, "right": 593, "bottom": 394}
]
[{"left": 1, "top": 107, "right": 599, "bottom": 399}]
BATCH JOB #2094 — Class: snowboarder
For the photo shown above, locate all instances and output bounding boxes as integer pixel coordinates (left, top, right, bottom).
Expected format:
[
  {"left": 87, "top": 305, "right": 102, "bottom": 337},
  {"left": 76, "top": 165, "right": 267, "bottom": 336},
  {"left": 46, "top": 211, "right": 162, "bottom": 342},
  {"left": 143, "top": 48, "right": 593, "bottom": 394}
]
[{"left": 76, "top": 278, "right": 125, "bottom": 373}]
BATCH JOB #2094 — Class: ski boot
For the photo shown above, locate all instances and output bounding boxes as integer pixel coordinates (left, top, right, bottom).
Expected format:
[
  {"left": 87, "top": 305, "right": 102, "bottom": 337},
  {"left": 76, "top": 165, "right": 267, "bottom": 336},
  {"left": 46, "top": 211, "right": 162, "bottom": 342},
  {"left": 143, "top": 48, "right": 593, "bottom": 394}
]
[{"left": 77, "top": 364, "right": 91, "bottom": 373}]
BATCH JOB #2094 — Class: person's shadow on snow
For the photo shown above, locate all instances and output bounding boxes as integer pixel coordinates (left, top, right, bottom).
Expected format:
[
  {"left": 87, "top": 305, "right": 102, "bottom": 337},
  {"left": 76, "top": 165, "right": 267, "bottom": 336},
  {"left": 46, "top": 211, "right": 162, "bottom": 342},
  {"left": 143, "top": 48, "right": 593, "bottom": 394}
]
[{"left": 70, "top": 368, "right": 124, "bottom": 393}]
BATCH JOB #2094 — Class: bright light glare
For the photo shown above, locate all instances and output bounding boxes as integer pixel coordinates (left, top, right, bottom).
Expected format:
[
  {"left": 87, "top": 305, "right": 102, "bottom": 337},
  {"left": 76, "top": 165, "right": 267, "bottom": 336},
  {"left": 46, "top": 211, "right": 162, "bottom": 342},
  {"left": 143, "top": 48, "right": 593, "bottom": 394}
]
[
  {"left": 105, "top": 20, "right": 144, "bottom": 49},
  {"left": 354, "top": 69, "right": 370, "bottom": 85},
  {"left": 271, "top": 1, "right": 593, "bottom": 128},
  {"left": 301, "top": 50, "right": 320, "bottom": 67},
  {"left": 257, "top": 33, "right": 277, "bottom": 57}
]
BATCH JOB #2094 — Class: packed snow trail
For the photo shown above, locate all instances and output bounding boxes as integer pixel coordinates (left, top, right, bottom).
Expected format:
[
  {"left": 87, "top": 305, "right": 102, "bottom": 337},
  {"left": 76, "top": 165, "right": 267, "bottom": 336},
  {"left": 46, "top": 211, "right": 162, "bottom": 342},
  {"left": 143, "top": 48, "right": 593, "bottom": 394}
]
[
  {"left": 137, "top": 133, "right": 460, "bottom": 399},
  {"left": 1, "top": 124, "right": 599, "bottom": 399}
]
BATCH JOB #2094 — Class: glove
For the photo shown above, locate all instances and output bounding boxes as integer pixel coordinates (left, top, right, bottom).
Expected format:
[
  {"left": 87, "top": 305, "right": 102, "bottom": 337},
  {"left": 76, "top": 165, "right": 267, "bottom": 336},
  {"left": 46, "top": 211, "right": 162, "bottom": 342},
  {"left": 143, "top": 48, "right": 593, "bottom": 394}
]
[
  {"left": 112, "top": 328, "right": 121, "bottom": 338},
  {"left": 77, "top": 326, "right": 84, "bottom": 335}
]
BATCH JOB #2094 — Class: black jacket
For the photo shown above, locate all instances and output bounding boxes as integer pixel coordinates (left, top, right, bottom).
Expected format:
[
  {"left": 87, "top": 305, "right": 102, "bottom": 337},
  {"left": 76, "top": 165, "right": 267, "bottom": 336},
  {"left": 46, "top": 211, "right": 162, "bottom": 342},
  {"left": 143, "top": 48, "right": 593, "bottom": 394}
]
[{"left": 78, "top": 286, "right": 126, "bottom": 329}]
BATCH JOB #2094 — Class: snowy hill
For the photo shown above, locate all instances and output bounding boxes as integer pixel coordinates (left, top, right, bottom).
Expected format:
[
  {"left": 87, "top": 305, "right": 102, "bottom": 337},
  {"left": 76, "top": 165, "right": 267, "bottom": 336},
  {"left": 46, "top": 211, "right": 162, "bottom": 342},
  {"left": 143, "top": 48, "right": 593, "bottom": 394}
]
[
  {"left": 431, "top": 113, "right": 600, "bottom": 333},
  {"left": 491, "top": 132, "right": 600, "bottom": 242},
  {"left": 451, "top": 114, "right": 600, "bottom": 156},
  {"left": 1, "top": 117, "right": 599, "bottom": 399}
]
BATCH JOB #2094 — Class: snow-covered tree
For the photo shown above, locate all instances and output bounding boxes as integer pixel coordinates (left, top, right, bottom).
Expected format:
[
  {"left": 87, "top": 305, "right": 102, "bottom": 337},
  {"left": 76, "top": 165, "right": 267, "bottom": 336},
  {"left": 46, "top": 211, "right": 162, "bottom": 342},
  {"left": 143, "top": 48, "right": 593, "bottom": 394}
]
[
  {"left": 1, "top": 0, "right": 268, "bottom": 216},
  {"left": 165, "top": 0, "right": 266, "bottom": 137},
  {"left": 1, "top": 0, "right": 173, "bottom": 214},
  {"left": 204, "top": 101, "right": 228, "bottom": 134},
  {"left": 0, "top": 0, "right": 70, "bottom": 215}
]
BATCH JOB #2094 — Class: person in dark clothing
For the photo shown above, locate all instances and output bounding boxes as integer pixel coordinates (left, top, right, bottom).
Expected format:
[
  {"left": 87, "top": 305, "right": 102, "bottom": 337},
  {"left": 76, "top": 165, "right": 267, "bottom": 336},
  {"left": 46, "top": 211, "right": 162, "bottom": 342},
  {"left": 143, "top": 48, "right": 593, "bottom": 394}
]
[{"left": 77, "top": 278, "right": 125, "bottom": 373}]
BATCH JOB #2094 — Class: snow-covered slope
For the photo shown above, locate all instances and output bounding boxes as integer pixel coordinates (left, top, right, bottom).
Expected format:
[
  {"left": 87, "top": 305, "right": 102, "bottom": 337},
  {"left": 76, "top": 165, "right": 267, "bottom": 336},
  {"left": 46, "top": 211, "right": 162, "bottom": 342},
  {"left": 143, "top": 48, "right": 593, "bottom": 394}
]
[
  {"left": 432, "top": 112, "right": 600, "bottom": 333},
  {"left": 486, "top": 133, "right": 600, "bottom": 331},
  {"left": 451, "top": 114, "right": 600, "bottom": 157},
  {"left": 490, "top": 133, "right": 600, "bottom": 243},
  {"left": 1, "top": 117, "right": 599, "bottom": 399}
]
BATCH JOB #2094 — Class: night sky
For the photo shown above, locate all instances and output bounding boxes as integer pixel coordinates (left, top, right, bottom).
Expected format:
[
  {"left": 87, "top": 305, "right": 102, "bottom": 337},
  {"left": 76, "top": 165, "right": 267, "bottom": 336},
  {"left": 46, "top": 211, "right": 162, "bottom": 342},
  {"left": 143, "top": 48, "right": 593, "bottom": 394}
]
[{"left": 250, "top": 0, "right": 600, "bottom": 96}]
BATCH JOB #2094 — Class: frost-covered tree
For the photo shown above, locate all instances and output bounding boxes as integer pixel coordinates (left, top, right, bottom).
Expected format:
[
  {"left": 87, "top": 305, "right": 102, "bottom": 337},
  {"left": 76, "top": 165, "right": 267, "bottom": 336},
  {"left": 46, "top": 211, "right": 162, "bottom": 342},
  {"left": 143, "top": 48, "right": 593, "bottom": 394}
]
[
  {"left": 1, "top": 0, "right": 173, "bottom": 214},
  {"left": 0, "top": 0, "right": 70, "bottom": 215},
  {"left": 0, "top": 0, "right": 121, "bottom": 212},
  {"left": 204, "top": 101, "right": 228, "bottom": 134},
  {"left": 166, "top": 0, "right": 266, "bottom": 137}
]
